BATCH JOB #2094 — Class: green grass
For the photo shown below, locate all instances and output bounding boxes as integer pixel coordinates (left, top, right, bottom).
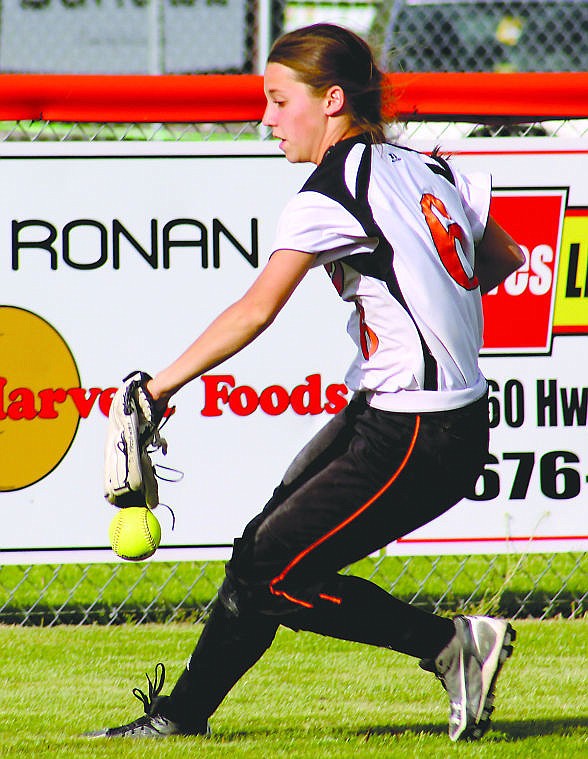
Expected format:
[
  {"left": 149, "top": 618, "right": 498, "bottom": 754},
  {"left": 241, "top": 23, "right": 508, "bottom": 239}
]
[{"left": 1, "top": 619, "right": 587, "bottom": 758}]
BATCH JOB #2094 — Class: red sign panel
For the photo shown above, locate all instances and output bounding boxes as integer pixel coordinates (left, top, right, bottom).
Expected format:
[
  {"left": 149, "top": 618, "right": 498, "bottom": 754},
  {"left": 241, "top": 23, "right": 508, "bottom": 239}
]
[{"left": 481, "top": 189, "right": 567, "bottom": 354}]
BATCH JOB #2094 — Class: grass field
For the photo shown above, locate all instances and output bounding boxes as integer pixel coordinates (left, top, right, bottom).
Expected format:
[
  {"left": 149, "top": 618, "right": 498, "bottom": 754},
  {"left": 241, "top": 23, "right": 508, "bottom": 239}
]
[{"left": 2, "top": 618, "right": 587, "bottom": 758}]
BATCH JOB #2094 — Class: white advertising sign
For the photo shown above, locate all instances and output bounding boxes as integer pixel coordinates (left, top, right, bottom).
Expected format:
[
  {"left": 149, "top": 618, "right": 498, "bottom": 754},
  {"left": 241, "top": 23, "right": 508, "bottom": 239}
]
[
  {"left": 0, "top": 139, "right": 587, "bottom": 563},
  {"left": 0, "top": 0, "right": 248, "bottom": 74}
]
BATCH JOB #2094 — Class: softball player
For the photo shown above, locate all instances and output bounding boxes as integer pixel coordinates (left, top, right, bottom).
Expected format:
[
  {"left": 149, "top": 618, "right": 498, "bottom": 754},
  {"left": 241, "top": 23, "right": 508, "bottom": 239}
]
[{"left": 89, "top": 23, "right": 524, "bottom": 743}]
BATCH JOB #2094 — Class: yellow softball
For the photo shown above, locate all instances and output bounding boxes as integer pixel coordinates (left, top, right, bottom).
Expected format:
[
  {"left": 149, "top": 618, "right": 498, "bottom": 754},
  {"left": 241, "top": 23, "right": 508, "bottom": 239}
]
[{"left": 109, "top": 507, "right": 161, "bottom": 561}]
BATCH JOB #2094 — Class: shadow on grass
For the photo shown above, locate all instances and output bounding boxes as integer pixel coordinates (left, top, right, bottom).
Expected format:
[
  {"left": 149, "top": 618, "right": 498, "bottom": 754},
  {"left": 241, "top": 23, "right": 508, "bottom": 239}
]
[
  {"left": 489, "top": 717, "right": 588, "bottom": 740},
  {"left": 353, "top": 717, "right": 588, "bottom": 741},
  {"left": 216, "top": 717, "right": 588, "bottom": 743}
]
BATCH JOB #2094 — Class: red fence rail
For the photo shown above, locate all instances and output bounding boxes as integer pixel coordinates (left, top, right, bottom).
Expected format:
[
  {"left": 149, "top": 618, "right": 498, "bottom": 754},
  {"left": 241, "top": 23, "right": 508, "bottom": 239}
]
[{"left": 1, "top": 72, "right": 587, "bottom": 123}]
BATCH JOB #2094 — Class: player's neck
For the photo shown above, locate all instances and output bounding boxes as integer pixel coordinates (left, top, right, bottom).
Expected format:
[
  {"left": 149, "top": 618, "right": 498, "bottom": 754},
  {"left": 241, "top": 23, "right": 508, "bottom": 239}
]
[{"left": 315, "top": 120, "right": 363, "bottom": 165}]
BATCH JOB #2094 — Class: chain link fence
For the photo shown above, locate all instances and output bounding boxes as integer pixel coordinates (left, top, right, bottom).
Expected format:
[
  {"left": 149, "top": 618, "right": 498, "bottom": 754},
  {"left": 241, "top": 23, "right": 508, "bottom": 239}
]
[
  {"left": 0, "top": 110, "right": 586, "bottom": 626},
  {"left": 1, "top": 117, "right": 587, "bottom": 143},
  {"left": 369, "top": 0, "right": 588, "bottom": 73},
  {"left": 1, "top": 546, "right": 586, "bottom": 626},
  {"left": 1, "top": 1, "right": 587, "bottom": 75}
]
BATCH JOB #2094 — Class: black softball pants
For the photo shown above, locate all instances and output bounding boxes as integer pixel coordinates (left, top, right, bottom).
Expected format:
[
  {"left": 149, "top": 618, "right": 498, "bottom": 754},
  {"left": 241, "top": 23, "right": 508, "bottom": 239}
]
[{"left": 163, "top": 392, "right": 489, "bottom": 730}]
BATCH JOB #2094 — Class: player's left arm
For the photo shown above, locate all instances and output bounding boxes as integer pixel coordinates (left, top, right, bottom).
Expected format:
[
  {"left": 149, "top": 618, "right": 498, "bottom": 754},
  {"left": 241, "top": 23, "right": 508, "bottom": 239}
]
[
  {"left": 474, "top": 215, "right": 526, "bottom": 295},
  {"left": 147, "top": 248, "right": 315, "bottom": 405}
]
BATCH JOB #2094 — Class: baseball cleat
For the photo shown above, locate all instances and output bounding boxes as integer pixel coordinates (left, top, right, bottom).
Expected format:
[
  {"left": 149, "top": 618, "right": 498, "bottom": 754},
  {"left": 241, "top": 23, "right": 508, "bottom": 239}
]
[
  {"left": 84, "top": 662, "right": 210, "bottom": 739},
  {"left": 422, "top": 615, "right": 516, "bottom": 741},
  {"left": 85, "top": 711, "right": 191, "bottom": 738}
]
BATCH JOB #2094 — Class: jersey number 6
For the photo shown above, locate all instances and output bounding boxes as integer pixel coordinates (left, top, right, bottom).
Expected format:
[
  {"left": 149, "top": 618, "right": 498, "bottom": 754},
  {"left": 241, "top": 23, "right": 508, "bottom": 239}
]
[{"left": 420, "top": 193, "right": 479, "bottom": 291}]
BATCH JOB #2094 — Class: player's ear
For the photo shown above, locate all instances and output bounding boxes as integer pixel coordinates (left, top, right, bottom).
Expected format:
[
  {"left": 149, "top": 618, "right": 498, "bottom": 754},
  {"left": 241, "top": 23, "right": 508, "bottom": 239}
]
[{"left": 324, "top": 85, "right": 346, "bottom": 116}]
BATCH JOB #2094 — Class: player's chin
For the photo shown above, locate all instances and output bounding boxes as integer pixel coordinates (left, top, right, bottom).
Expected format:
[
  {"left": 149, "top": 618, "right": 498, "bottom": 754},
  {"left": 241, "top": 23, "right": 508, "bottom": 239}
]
[
  {"left": 278, "top": 141, "right": 293, "bottom": 161},
  {"left": 280, "top": 141, "right": 313, "bottom": 165},
  {"left": 282, "top": 147, "right": 305, "bottom": 164}
]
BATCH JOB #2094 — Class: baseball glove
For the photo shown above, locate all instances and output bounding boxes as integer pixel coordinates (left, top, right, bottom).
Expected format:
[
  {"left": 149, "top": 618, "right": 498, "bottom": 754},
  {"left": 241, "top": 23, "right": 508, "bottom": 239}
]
[{"left": 104, "top": 371, "right": 168, "bottom": 509}]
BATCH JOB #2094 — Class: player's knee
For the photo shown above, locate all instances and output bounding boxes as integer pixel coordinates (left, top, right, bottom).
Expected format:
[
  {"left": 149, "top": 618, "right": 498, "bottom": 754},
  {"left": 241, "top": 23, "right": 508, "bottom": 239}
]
[
  {"left": 219, "top": 553, "right": 301, "bottom": 619},
  {"left": 219, "top": 528, "right": 322, "bottom": 619},
  {"left": 216, "top": 565, "right": 276, "bottom": 619},
  {"left": 217, "top": 536, "right": 271, "bottom": 618}
]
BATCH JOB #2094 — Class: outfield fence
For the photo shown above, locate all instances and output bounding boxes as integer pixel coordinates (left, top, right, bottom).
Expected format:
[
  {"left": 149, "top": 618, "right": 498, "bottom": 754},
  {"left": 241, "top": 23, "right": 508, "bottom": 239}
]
[
  {"left": 2, "top": 1, "right": 588, "bottom": 76},
  {"left": 1, "top": 552, "right": 586, "bottom": 627},
  {"left": 0, "top": 73, "right": 587, "bottom": 626}
]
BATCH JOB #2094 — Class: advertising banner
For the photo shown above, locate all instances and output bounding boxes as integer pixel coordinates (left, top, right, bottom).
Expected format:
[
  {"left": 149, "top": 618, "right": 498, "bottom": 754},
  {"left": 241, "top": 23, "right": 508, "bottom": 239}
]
[{"left": 0, "top": 139, "right": 587, "bottom": 563}]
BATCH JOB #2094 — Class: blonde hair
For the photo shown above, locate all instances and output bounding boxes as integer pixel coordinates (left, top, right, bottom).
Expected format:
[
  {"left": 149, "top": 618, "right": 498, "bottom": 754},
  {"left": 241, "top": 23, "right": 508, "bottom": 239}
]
[{"left": 268, "top": 24, "right": 388, "bottom": 144}]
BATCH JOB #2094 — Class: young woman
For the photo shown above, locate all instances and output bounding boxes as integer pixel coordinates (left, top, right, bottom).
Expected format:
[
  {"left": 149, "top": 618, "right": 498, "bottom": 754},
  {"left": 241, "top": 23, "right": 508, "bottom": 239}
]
[{"left": 89, "top": 23, "right": 524, "bottom": 743}]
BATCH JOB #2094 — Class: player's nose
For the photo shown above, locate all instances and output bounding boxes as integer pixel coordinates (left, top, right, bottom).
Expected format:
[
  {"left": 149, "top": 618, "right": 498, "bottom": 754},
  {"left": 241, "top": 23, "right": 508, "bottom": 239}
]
[{"left": 262, "top": 102, "right": 277, "bottom": 127}]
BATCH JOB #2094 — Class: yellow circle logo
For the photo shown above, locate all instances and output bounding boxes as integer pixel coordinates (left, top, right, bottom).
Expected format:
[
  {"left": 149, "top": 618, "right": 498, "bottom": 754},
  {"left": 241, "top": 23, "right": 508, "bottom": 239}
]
[{"left": 0, "top": 306, "right": 80, "bottom": 491}]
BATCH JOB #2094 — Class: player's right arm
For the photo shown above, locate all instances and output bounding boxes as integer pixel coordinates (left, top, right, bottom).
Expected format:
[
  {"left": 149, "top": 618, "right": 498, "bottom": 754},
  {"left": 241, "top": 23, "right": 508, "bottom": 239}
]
[{"left": 474, "top": 215, "right": 526, "bottom": 295}]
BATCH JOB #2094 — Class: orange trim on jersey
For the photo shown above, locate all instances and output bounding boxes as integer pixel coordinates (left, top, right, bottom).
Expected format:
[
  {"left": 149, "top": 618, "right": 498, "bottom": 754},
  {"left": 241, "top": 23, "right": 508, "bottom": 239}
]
[{"left": 269, "top": 416, "right": 421, "bottom": 609}]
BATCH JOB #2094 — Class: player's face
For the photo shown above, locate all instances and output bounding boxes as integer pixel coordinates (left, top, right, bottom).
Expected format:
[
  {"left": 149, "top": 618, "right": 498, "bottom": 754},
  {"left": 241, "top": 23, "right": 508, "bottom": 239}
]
[{"left": 263, "top": 63, "right": 329, "bottom": 165}]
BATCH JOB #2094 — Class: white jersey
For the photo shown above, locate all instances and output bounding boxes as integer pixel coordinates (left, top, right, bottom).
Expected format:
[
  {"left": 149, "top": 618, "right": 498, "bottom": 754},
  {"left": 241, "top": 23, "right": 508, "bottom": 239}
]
[{"left": 272, "top": 136, "right": 491, "bottom": 413}]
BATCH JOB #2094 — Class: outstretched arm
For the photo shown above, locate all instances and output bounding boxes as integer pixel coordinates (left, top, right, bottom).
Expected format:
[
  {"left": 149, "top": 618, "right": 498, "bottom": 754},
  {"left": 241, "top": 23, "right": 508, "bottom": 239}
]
[
  {"left": 474, "top": 216, "right": 526, "bottom": 295},
  {"left": 147, "top": 249, "right": 315, "bottom": 404}
]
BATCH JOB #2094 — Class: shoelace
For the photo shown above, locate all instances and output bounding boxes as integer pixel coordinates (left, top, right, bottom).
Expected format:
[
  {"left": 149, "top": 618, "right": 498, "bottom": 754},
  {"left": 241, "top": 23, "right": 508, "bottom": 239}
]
[
  {"left": 147, "top": 409, "right": 185, "bottom": 490},
  {"left": 145, "top": 410, "right": 183, "bottom": 527},
  {"left": 132, "top": 662, "right": 166, "bottom": 715},
  {"left": 143, "top": 406, "right": 174, "bottom": 455}
]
